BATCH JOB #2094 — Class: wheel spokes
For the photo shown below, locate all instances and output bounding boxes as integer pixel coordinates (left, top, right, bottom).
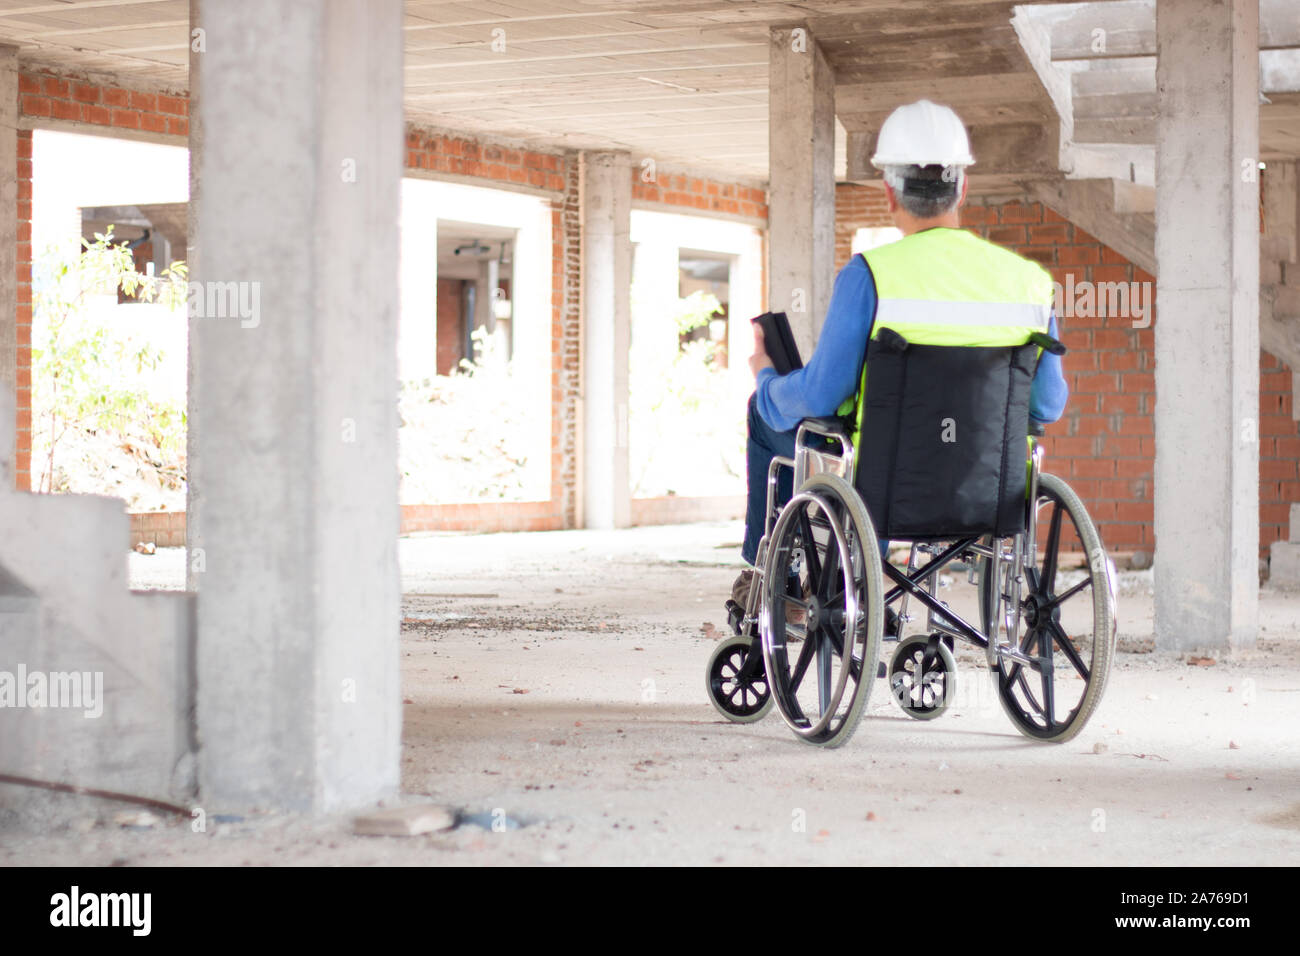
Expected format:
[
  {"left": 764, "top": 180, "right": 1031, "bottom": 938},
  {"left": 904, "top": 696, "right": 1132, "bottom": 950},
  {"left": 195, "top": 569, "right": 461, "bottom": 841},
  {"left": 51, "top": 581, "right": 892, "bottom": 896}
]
[
  {"left": 1038, "top": 627, "right": 1056, "bottom": 724},
  {"left": 787, "top": 630, "right": 817, "bottom": 693},
  {"left": 1049, "top": 620, "right": 1090, "bottom": 680},
  {"left": 1046, "top": 575, "right": 1091, "bottom": 611},
  {"left": 798, "top": 509, "right": 822, "bottom": 589},
  {"left": 818, "top": 508, "right": 841, "bottom": 603},
  {"left": 816, "top": 634, "right": 832, "bottom": 713},
  {"left": 1041, "top": 501, "right": 1064, "bottom": 595}
]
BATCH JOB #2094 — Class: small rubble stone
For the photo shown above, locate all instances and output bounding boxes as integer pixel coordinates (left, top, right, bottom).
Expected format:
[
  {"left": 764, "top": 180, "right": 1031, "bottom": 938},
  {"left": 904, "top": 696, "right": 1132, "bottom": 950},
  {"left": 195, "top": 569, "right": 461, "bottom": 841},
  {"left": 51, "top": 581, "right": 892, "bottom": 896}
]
[
  {"left": 353, "top": 803, "right": 455, "bottom": 837},
  {"left": 112, "top": 810, "right": 161, "bottom": 829}
]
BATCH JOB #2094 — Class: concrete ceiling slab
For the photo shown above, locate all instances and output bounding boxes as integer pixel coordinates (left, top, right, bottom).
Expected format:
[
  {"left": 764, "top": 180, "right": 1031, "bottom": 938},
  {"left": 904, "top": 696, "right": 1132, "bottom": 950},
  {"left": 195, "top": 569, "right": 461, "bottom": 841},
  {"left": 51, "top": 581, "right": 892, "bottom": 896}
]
[{"left": 1, "top": 0, "right": 1297, "bottom": 185}]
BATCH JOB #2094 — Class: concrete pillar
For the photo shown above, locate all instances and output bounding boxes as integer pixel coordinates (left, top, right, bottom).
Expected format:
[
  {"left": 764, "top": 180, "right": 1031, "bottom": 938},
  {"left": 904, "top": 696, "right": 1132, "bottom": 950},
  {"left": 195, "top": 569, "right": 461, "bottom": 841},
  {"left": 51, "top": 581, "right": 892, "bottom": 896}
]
[
  {"left": 580, "top": 151, "right": 632, "bottom": 529},
  {"left": 768, "top": 25, "right": 835, "bottom": 356},
  {"left": 1154, "top": 0, "right": 1259, "bottom": 650},
  {"left": 185, "top": 0, "right": 204, "bottom": 591},
  {"left": 189, "top": 0, "right": 404, "bottom": 810},
  {"left": 0, "top": 45, "right": 17, "bottom": 478},
  {"left": 476, "top": 255, "right": 500, "bottom": 355}
]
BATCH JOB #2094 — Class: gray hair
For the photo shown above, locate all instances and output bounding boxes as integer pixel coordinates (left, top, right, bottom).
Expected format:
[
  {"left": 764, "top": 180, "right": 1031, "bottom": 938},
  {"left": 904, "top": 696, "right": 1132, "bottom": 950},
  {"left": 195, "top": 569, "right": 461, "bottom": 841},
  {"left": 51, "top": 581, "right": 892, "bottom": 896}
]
[{"left": 882, "top": 164, "right": 963, "bottom": 219}]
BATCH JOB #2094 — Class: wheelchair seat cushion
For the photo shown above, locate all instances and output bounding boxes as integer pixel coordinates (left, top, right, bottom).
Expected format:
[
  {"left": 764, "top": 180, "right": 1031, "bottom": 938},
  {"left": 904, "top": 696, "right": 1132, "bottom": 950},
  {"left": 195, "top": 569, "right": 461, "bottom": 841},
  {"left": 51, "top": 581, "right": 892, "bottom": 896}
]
[{"left": 853, "top": 337, "right": 1037, "bottom": 540}]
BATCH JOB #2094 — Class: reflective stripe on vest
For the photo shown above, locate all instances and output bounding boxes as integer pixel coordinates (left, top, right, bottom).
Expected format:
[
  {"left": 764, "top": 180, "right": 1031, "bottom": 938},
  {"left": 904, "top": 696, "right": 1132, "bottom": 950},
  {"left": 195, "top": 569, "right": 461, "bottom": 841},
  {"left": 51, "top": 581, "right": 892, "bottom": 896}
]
[
  {"left": 863, "top": 227, "right": 1054, "bottom": 348},
  {"left": 842, "top": 227, "right": 1054, "bottom": 443}
]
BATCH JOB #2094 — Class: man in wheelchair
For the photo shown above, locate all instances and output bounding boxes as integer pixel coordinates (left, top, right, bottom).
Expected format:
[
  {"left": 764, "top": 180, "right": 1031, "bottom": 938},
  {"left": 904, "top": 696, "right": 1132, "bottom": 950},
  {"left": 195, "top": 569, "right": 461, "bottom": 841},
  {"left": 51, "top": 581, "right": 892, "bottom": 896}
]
[{"left": 707, "top": 101, "right": 1116, "bottom": 747}]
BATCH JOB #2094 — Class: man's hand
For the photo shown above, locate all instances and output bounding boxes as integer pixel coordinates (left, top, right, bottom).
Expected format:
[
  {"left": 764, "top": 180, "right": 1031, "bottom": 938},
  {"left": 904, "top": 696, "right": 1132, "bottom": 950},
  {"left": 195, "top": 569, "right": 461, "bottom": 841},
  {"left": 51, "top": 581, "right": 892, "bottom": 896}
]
[{"left": 749, "top": 322, "right": 774, "bottom": 378}]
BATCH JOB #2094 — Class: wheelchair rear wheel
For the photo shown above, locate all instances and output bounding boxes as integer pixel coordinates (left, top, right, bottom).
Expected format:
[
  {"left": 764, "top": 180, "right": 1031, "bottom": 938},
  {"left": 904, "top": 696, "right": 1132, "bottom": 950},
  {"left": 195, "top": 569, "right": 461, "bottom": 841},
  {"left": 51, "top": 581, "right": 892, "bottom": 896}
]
[
  {"left": 761, "top": 473, "right": 885, "bottom": 748},
  {"left": 980, "top": 473, "right": 1117, "bottom": 742}
]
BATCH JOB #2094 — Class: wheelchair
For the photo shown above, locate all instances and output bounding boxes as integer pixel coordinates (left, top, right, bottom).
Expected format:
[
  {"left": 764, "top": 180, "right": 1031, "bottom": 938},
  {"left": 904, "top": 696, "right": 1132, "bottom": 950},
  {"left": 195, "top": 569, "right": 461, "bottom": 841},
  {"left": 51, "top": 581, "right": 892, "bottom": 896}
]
[{"left": 705, "top": 330, "right": 1118, "bottom": 748}]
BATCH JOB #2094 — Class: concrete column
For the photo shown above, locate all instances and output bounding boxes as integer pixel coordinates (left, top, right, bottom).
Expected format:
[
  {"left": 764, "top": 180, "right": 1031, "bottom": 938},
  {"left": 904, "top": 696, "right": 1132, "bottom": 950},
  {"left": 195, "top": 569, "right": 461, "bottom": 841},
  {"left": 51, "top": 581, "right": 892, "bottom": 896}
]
[
  {"left": 580, "top": 150, "right": 632, "bottom": 529},
  {"left": 768, "top": 25, "right": 835, "bottom": 356},
  {"left": 185, "top": 0, "right": 204, "bottom": 591},
  {"left": 0, "top": 45, "right": 17, "bottom": 478},
  {"left": 190, "top": 0, "right": 404, "bottom": 810},
  {"left": 1154, "top": 0, "right": 1259, "bottom": 650},
  {"left": 476, "top": 256, "right": 500, "bottom": 354}
]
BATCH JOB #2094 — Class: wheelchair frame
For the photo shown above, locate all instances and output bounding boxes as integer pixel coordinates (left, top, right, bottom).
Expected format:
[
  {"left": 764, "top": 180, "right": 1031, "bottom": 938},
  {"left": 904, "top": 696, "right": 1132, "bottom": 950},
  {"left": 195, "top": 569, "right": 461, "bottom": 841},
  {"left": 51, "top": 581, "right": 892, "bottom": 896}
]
[{"left": 710, "top": 416, "right": 1118, "bottom": 747}]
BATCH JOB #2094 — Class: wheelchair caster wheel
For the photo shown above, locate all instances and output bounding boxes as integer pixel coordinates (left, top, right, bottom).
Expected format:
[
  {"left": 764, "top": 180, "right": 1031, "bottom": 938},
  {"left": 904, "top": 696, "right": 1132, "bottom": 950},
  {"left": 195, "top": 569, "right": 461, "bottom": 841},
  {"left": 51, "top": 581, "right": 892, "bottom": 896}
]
[
  {"left": 706, "top": 635, "right": 773, "bottom": 723},
  {"left": 889, "top": 634, "right": 956, "bottom": 720}
]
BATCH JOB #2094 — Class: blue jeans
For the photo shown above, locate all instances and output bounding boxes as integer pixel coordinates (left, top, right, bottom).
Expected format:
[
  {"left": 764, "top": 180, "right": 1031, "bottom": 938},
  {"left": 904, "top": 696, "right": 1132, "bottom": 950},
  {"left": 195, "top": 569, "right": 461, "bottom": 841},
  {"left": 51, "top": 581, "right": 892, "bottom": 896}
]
[
  {"left": 741, "top": 393, "right": 889, "bottom": 566},
  {"left": 742, "top": 393, "right": 795, "bottom": 566}
]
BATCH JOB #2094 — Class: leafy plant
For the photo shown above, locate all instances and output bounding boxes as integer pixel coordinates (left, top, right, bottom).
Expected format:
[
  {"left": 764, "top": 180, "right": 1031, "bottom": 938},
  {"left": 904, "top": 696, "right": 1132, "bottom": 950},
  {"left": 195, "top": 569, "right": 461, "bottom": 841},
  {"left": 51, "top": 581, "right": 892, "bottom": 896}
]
[
  {"left": 671, "top": 289, "right": 723, "bottom": 336},
  {"left": 629, "top": 288, "right": 747, "bottom": 498},
  {"left": 31, "top": 228, "right": 188, "bottom": 496}
]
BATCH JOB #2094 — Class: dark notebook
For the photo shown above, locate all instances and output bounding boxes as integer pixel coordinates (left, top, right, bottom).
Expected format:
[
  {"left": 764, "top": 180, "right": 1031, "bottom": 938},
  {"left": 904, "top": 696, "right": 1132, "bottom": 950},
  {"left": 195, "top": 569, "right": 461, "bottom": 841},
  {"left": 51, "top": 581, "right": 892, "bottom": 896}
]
[{"left": 753, "top": 311, "right": 803, "bottom": 375}]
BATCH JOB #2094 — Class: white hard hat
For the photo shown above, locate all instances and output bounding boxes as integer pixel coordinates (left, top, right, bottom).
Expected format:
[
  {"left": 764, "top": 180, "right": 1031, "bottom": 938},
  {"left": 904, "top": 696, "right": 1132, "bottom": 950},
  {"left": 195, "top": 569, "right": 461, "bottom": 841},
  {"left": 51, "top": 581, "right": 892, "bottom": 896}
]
[{"left": 870, "top": 100, "right": 975, "bottom": 168}]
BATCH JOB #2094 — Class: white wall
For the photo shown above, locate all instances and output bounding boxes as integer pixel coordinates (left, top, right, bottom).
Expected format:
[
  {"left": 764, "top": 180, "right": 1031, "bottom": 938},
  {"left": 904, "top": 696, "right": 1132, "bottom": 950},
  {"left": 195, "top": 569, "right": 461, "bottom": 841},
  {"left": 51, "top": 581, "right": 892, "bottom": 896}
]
[
  {"left": 32, "top": 130, "right": 190, "bottom": 404},
  {"left": 628, "top": 209, "right": 763, "bottom": 498},
  {"left": 399, "top": 178, "right": 553, "bottom": 501},
  {"left": 629, "top": 209, "right": 763, "bottom": 391}
]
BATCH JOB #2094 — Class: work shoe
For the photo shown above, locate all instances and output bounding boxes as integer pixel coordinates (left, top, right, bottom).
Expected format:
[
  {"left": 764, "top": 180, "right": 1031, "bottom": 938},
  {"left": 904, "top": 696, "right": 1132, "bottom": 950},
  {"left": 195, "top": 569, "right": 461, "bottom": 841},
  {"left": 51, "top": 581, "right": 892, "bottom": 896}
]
[
  {"left": 730, "top": 568, "right": 807, "bottom": 639},
  {"left": 730, "top": 567, "right": 757, "bottom": 607},
  {"left": 886, "top": 606, "right": 901, "bottom": 637}
]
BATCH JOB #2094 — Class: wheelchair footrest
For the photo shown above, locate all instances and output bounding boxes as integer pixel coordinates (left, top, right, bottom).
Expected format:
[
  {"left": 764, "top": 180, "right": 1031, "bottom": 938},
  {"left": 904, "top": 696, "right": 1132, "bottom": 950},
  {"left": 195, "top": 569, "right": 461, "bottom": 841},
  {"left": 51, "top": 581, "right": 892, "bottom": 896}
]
[{"left": 725, "top": 599, "right": 746, "bottom": 636}]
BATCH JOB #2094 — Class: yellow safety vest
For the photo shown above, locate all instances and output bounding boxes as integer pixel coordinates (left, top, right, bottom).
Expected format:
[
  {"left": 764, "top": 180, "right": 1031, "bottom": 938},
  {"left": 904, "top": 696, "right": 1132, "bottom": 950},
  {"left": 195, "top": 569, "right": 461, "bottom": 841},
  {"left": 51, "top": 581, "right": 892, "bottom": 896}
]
[{"left": 840, "top": 227, "right": 1055, "bottom": 448}]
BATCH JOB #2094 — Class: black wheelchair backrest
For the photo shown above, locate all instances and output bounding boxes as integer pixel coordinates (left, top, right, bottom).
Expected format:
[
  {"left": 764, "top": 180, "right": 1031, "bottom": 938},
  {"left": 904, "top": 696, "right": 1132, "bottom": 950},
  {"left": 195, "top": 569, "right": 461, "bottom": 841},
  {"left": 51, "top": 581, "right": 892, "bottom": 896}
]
[{"left": 853, "top": 332, "right": 1038, "bottom": 540}]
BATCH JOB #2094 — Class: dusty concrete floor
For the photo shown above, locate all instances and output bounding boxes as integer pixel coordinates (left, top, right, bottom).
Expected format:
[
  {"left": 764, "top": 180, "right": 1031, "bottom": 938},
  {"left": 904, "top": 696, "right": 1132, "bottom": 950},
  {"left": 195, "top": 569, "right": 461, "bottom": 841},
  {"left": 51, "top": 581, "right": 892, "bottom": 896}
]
[{"left": 4, "top": 521, "right": 1300, "bottom": 866}]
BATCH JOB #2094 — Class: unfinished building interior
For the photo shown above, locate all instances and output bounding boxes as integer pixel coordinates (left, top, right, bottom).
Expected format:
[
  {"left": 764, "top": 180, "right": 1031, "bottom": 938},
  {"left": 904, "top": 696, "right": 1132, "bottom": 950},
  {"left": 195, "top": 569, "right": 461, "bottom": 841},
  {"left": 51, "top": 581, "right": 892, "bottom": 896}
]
[{"left": 1, "top": 0, "right": 1299, "bottom": 864}]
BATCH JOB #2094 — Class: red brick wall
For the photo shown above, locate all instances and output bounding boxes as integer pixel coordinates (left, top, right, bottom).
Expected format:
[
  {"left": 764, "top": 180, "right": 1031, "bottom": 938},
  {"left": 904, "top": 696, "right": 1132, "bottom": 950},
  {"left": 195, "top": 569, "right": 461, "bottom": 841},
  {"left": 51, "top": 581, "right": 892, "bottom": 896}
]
[
  {"left": 833, "top": 187, "right": 1299, "bottom": 557},
  {"left": 18, "top": 73, "right": 189, "bottom": 138},
  {"left": 15, "top": 128, "right": 31, "bottom": 490},
  {"left": 834, "top": 182, "right": 892, "bottom": 266},
  {"left": 633, "top": 171, "right": 767, "bottom": 220},
  {"left": 16, "top": 72, "right": 763, "bottom": 532},
  {"left": 554, "top": 153, "right": 582, "bottom": 528},
  {"left": 434, "top": 278, "right": 463, "bottom": 376},
  {"left": 15, "top": 71, "right": 189, "bottom": 493},
  {"left": 961, "top": 200, "right": 1157, "bottom": 554},
  {"left": 1260, "top": 352, "right": 1300, "bottom": 552},
  {"left": 22, "top": 70, "right": 1294, "bottom": 553},
  {"left": 406, "top": 127, "right": 565, "bottom": 192}
]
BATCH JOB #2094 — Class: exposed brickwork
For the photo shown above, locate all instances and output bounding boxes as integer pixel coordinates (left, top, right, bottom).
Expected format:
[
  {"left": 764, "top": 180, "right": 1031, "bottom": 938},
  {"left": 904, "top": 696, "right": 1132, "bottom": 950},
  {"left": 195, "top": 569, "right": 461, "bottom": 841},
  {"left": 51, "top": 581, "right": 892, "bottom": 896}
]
[
  {"left": 406, "top": 126, "right": 565, "bottom": 193},
  {"left": 130, "top": 505, "right": 568, "bottom": 548},
  {"left": 1259, "top": 351, "right": 1300, "bottom": 553},
  {"left": 129, "top": 511, "right": 187, "bottom": 549},
  {"left": 630, "top": 495, "right": 745, "bottom": 526},
  {"left": 17, "top": 69, "right": 768, "bottom": 532},
  {"left": 633, "top": 170, "right": 767, "bottom": 220},
  {"left": 434, "top": 278, "right": 464, "bottom": 375},
  {"left": 555, "top": 153, "right": 583, "bottom": 528},
  {"left": 401, "top": 502, "right": 563, "bottom": 534},
  {"left": 15, "top": 128, "right": 31, "bottom": 490},
  {"left": 834, "top": 183, "right": 892, "bottom": 267},
  {"left": 19, "top": 69, "right": 1295, "bottom": 554},
  {"left": 15, "top": 71, "right": 188, "bottom": 492},
  {"left": 961, "top": 199, "right": 1300, "bottom": 558},
  {"left": 962, "top": 200, "right": 1156, "bottom": 552},
  {"left": 18, "top": 71, "right": 188, "bottom": 139}
]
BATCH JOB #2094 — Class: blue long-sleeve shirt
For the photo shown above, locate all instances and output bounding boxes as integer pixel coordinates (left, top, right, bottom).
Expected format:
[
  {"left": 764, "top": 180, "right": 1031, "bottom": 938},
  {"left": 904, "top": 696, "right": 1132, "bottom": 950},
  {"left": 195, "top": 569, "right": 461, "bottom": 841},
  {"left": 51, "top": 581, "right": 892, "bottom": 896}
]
[{"left": 755, "top": 253, "right": 1069, "bottom": 433}]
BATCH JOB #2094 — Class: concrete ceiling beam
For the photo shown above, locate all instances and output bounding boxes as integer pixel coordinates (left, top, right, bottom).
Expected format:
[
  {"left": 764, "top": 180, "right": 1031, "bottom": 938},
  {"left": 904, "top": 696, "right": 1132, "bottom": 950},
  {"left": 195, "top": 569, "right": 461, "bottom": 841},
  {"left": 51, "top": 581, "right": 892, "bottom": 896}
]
[
  {"left": 1043, "top": 0, "right": 1298, "bottom": 60},
  {"left": 1027, "top": 177, "right": 1156, "bottom": 275}
]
